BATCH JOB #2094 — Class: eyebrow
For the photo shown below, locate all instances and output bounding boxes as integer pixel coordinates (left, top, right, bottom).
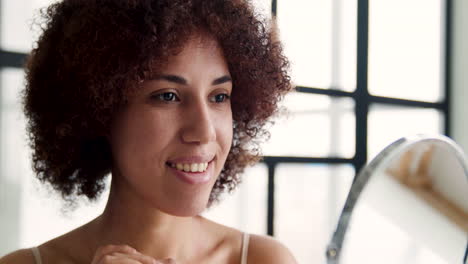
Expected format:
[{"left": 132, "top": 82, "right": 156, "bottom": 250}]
[{"left": 155, "top": 74, "right": 232, "bottom": 85}]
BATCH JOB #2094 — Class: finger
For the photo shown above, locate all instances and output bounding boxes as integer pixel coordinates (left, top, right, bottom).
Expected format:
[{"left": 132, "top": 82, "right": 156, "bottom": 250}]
[
  {"left": 110, "top": 252, "right": 158, "bottom": 264},
  {"left": 157, "top": 258, "right": 177, "bottom": 264},
  {"left": 91, "top": 245, "right": 137, "bottom": 264},
  {"left": 96, "top": 254, "right": 141, "bottom": 264}
]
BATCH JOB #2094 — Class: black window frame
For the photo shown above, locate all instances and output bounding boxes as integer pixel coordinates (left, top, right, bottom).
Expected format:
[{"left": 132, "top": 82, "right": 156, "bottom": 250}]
[{"left": 263, "top": 0, "right": 452, "bottom": 236}]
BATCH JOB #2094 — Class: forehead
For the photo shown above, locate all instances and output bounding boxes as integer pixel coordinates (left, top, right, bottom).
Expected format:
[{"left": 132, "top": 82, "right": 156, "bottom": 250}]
[
  {"left": 162, "top": 34, "right": 227, "bottom": 71},
  {"left": 134, "top": 33, "right": 231, "bottom": 92},
  {"left": 133, "top": 33, "right": 231, "bottom": 93}
]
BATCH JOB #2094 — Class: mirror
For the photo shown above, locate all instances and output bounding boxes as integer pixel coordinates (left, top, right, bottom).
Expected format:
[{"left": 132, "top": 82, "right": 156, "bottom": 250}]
[{"left": 326, "top": 135, "right": 468, "bottom": 264}]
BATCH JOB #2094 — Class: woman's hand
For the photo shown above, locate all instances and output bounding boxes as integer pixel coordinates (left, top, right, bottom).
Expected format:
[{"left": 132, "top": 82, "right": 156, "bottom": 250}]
[{"left": 91, "top": 245, "right": 176, "bottom": 264}]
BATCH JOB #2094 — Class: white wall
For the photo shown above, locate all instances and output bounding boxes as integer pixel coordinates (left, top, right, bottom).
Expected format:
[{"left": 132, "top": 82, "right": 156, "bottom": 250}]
[{"left": 451, "top": 0, "right": 468, "bottom": 153}]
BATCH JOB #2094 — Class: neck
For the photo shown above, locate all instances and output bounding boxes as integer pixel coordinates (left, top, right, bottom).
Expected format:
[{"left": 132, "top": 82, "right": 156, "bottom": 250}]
[{"left": 85, "top": 177, "right": 206, "bottom": 262}]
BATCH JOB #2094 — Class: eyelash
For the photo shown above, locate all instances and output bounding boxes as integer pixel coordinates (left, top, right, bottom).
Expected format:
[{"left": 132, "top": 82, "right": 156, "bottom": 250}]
[
  {"left": 152, "top": 92, "right": 231, "bottom": 103},
  {"left": 154, "top": 92, "right": 178, "bottom": 102},
  {"left": 211, "top": 93, "right": 231, "bottom": 103}
]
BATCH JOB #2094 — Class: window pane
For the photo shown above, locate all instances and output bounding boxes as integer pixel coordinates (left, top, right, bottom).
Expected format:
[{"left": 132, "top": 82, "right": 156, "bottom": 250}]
[
  {"left": 1, "top": 0, "right": 57, "bottom": 52},
  {"left": 277, "top": 0, "right": 357, "bottom": 90},
  {"left": 368, "top": 104, "right": 444, "bottom": 159},
  {"left": 263, "top": 92, "right": 355, "bottom": 158},
  {"left": 275, "top": 163, "right": 354, "bottom": 264},
  {"left": 338, "top": 0, "right": 358, "bottom": 91},
  {"left": 252, "top": 0, "right": 272, "bottom": 19},
  {"left": 368, "top": 0, "right": 444, "bottom": 102},
  {"left": 202, "top": 164, "right": 268, "bottom": 235},
  {"left": 0, "top": 68, "right": 25, "bottom": 254}
]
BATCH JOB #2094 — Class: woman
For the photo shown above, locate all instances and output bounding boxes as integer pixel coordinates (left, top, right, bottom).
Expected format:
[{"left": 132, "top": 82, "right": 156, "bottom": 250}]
[{"left": 0, "top": 0, "right": 294, "bottom": 263}]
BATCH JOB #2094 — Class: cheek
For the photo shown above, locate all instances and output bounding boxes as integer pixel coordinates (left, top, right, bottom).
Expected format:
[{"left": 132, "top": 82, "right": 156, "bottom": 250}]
[
  {"left": 110, "top": 110, "right": 169, "bottom": 170},
  {"left": 219, "top": 111, "right": 233, "bottom": 153}
]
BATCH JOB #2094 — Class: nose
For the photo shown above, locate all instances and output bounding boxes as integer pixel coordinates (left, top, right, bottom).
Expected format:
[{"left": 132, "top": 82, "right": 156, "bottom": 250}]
[{"left": 181, "top": 100, "right": 216, "bottom": 144}]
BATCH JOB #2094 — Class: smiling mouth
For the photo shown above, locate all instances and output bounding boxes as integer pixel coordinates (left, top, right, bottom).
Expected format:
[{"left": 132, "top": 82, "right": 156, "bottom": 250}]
[{"left": 166, "top": 161, "right": 211, "bottom": 173}]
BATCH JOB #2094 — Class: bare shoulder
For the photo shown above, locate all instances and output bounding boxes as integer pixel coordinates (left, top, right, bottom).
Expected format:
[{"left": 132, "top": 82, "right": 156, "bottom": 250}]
[
  {"left": 247, "top": 234, "right": 297, "bottom": 264},
  {"left": 199, "top": 216, "right": 297, "bottom": 263},
  {"left": 0, "top": 249, "right": 35, "bottom": 264},
  {"left": 0, "top": 226, "right": 84, "bottom": 264}
]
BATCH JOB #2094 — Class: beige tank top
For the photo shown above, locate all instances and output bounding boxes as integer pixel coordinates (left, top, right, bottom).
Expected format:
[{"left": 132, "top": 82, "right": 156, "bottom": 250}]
[
  {"left": 240, "top": 232, "right": 250, "bottom": 264},
  {"left": 31, "top": 233, "right": 250, "bottom": 264},
  {"left": 31, "top": 247, "right": 42, "bottom": 264}
]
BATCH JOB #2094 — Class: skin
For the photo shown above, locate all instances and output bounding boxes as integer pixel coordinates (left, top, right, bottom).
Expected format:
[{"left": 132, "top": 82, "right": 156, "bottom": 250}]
[{"left": 0, "top": 33, "right": 297, "bottom": 264}]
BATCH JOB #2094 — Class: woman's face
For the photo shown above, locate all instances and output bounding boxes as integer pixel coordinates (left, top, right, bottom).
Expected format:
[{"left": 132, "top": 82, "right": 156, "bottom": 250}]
[{"left": 109, "top": 34, "right": 233, "bottom": 216}]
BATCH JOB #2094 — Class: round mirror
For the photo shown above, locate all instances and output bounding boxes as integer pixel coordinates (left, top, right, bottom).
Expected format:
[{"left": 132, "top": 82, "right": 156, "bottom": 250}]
[{"left": 326, "top": 135, "right": 468, "bottom": 264}]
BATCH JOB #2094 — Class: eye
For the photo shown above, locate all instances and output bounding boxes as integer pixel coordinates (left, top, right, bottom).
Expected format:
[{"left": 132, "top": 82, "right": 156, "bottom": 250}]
[
  {"left": 211, "top": 93, "right": 231, "bottom": 103},
  {"left": 153, "top": 92, "right": 179, "bottom": 102}
]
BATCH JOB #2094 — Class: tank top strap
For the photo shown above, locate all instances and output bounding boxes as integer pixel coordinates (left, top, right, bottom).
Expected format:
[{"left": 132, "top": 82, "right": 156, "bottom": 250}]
[
  {"left": 31, "top": 247, "right": 43, "bottom": 264},
  {"left": 240, "top": 232, "right": 250, "bottom": 264}
]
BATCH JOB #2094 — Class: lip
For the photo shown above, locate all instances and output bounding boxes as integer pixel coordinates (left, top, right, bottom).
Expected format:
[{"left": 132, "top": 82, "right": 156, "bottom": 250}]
[
  {"left": 167, "top": 159, "right": 215, "bottom": 185},
  {"left": 167, "top": 155, "right": 215, "bottom": 164}
]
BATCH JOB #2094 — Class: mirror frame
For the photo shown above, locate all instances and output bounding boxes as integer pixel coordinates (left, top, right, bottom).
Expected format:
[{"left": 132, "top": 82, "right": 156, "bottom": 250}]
[{"left": 325, "top": 134, "right": 468, "bottom": 264}]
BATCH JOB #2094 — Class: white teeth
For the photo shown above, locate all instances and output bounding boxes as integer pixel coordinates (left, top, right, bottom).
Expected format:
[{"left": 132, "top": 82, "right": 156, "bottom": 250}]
[
  {"left": 171, "top": 162, "right": 209, "bottom": 173},
  {"left": 190, "top": 163, "right": 198, "bottom": 172},
  {"left": 197, "top": 164, "right": 205, "bottom": 172}
]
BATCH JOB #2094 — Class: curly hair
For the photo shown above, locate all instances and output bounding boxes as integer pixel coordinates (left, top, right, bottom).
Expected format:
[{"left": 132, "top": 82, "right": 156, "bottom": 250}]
[{"left": 23, "top": 0, "right": 291, "bottom": 206}]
